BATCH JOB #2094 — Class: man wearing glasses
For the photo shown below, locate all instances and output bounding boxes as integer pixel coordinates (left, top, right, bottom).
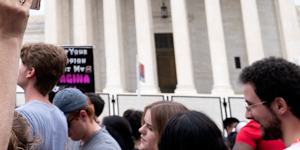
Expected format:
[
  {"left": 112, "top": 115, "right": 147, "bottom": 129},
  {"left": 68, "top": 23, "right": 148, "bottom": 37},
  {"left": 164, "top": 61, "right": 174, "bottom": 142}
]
[
  {"left": 53, "top": 88, "right": 121, "bottom": 150},
  {"left": 233, "top": 102, "right": 285, "bottom": 150},
  {"left": 236, "top": 57, "right": 300, "bottom": 150}
]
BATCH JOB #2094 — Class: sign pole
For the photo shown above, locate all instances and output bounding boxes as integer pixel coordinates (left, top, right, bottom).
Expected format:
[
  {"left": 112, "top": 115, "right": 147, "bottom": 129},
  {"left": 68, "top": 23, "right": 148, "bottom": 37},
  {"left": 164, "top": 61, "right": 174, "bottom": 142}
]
[{"left": 136, "top": 54, "right": 141, "bottom": 100}]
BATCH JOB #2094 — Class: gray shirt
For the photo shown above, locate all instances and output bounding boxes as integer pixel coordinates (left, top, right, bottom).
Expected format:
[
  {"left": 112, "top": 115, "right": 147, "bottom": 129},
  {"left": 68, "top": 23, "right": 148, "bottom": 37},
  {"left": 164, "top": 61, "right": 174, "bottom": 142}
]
[
  {"left": 79, "top": 128, "right": 121, "bottom": 150},
  {"left": 16, "top": 100, "right": 68, "bottom": 150}
]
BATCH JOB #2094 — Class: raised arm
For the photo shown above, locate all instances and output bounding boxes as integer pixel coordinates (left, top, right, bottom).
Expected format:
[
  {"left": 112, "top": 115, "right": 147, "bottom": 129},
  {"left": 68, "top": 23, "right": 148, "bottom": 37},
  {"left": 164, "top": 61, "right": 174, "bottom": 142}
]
[{"left": 0, "top": 0, "right": 32, "bottom": 148}]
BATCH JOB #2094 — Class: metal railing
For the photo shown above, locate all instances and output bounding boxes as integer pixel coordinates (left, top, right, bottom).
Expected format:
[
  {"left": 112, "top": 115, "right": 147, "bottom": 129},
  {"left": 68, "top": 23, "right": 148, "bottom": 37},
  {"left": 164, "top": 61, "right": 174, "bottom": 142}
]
[{"left": 16, "top": 92, "right": 246, "bottom": 129}]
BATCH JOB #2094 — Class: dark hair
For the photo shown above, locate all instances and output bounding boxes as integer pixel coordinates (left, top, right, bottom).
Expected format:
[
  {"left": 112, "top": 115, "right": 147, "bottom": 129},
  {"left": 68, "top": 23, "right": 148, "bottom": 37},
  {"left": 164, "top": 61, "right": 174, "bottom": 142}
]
[
  {"left": 20, "top": 43, "right": 67, "bottom": 96},
  {"left": 239, "top": 57, "right": 300, "bottom": 119},
  {"left": 8, "top": 111, "right": 39, "bottom": 150},
  {"left": 85, "top": 93, "right": 105, "bottom": 117},
  {"left": 223, "top": 117, "right": 239, "bottom": 129},
  {"left": 48, "top": 91, "right": 56, "bottom": 103},
  {"left": 102, "top": 116, "right": 134, "bottom": 150},
  {"left": 123, "top": 109, "right": 143, "bottom": 140},
  {"left": 159, "top": 111, "right": 227, "bottom": 150}
]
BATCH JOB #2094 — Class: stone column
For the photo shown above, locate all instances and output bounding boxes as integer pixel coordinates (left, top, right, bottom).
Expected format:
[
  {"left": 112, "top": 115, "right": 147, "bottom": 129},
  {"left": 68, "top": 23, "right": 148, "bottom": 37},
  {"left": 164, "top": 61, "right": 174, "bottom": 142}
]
[
  {"left": 72, "top": 0, "right": 89, "bottom": 44},
  {"left": 103, "top": 0, "right": 125, "bottom": 93},
  {"left": 204, "top": 0, "right": 234, "bottom": 95},
  {"left": 134, "top": 0, "right": 160, "bottom": 93},
  {"left": 44, "top": 0, "right": 59, "bottom": 44},
  {"left": 45, "top": 1, "right": 71, "bottom": 44},
  {"left": 276, "top": 0, "right": 300, "bottom": 63},
  {"left": 240, "top": 0, "right": 264, "bottom": 64},
  {"left": 170, "top": 0, "right": 197, "bottom": 94}
]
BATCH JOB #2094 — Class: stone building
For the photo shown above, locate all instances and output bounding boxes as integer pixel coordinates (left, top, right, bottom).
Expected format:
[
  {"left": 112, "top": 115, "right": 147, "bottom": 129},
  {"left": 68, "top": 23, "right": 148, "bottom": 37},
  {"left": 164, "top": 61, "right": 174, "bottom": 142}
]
[
  {"left": 31, "top": 0, "right": 299, "bottom": 95},
  {"left": 21, "top": 0, "right": 300, "bottom": 126},
  {"left": 24, "top": 0, "right": 300, "bottom": 95}
]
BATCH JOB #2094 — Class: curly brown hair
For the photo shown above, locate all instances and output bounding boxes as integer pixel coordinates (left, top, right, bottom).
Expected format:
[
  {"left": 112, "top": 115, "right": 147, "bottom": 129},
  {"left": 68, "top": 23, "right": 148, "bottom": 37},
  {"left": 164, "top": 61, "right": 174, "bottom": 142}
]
[{"left": 8, "top": 111, "right": 39, "bottom": 150}]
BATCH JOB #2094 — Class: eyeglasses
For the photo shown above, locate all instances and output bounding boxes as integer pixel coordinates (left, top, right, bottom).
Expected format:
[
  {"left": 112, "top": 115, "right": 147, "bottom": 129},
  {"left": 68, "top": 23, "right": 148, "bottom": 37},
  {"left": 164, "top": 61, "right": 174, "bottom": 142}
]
[{"left": 245, "top": 101, "right": 267, "bottom": 111}]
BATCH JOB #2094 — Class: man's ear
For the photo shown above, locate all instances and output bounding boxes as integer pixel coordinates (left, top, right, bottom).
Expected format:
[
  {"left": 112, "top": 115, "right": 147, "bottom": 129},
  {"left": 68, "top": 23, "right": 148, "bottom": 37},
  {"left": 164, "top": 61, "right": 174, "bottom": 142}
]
[
  {"left": 26, "top": 67, "right": 35, "bottom": 78},
  {"left": 273, "top": 97, "right": 288, "bottom": 115},
  {"left": 79, "top": 109, "right": 88, "bottom": 120}
]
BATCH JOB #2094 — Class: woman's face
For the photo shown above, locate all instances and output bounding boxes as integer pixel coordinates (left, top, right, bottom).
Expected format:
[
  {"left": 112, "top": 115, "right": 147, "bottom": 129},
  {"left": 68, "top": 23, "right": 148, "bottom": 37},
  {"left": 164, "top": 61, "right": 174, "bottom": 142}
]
[{"left": 138, "top": 109, "right": 158, "bottom": 150}]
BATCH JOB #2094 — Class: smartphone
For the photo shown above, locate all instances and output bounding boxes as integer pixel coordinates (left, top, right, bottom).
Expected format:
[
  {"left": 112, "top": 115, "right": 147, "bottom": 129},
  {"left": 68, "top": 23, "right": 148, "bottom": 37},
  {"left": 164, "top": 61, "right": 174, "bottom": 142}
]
[{"left": 30, "top": 0, "right": 41, "bottom": 10}]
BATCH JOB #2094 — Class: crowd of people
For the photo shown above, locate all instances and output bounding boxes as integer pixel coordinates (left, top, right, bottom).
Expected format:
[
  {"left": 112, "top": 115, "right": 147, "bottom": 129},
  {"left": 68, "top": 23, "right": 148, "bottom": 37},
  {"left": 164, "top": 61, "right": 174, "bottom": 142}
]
[{"left": 2, "top": 0, "right": 300, "bottom": 149}]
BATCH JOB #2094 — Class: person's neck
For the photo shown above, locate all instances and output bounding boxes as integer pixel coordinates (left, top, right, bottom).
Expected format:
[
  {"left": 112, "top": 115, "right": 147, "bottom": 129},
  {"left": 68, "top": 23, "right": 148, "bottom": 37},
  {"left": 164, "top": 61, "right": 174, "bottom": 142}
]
[
  {"left": 82, "top": 120, "right": 101, "bottom": 143},
  {"left": 23, "top": 85, "right": 50, "bottom": 105},
  {"left": 281, "top": 113, "right": 300, "bottom": 147}
]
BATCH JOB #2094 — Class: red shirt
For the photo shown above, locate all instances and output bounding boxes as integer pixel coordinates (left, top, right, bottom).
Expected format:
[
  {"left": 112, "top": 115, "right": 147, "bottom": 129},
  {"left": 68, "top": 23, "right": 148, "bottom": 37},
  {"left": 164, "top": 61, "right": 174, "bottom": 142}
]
[{"left": 235, "top": 120, "right": 285, "bottom": 150}]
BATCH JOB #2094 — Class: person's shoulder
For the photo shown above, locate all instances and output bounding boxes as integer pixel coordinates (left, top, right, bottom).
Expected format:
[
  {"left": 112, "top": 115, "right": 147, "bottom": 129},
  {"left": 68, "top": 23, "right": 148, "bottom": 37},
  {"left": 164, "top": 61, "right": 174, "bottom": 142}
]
[
  {"left": 83, "top": 137, "right": 121, "bottom": 150},
  {"left": 87, "top": 144, "right": 121, "bottom": 150},
  {"left": 96, "top": 128, "right": 116, "bottom": 141},
  {"left": 91, "top": 129, "right": 121, "bottom": 150},
  {"left": 246, "top": 120, "right": 260, "bottom": 128},
  {"left": 17, "top": 100, "right": 56, "bottom": 114},
  {"left": 16, "top": 100, "right": 37, "bottom": 110},
  {"left": 16, "top": 101, "right": 41, "bottom": 119},
  {"left": 16, "top": 101, "right": 66, "bottom": 126},
  {"left": 16, "top": 100, "right": 49, "bottom": 111},
  {"left": 51, "top": 105, "right": 66, "bottom": 117},
  {"left": 238, "top": 120, "right": 260, "bottom": 134}
]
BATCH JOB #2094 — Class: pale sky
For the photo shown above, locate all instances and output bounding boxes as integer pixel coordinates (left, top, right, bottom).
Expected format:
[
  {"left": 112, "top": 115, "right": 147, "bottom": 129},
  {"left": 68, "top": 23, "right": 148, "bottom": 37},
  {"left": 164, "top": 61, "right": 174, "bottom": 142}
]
[{"left": 295, "top": 0, "right": 300, "bottom": 5}]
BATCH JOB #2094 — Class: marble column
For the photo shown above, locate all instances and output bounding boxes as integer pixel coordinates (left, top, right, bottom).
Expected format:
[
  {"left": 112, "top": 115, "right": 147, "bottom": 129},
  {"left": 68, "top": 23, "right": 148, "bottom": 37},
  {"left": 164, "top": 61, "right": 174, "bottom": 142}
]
[
  {"left": 240, "top": 0, "right": 264, "bottom": 64},
  {"left": 103, "top": 0, "right": 125, "bottom": 93},
  {"left": 276, "top": 0, "right": 300, "bottom": 63},
  {"left": 134, "top": 0, "right": 160, "bottom": 93},
  {"left": 72, "top": 0, "right": 89, "bottom": 45},
  {"left": 44, "top": 0, "right": 59, "bottom": 44},
  {"left": 170, "top": 0, "right": 197, "bottom": 94},
  {"left": 204, "top": 0, "right": 234, "bottom": 95}
]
